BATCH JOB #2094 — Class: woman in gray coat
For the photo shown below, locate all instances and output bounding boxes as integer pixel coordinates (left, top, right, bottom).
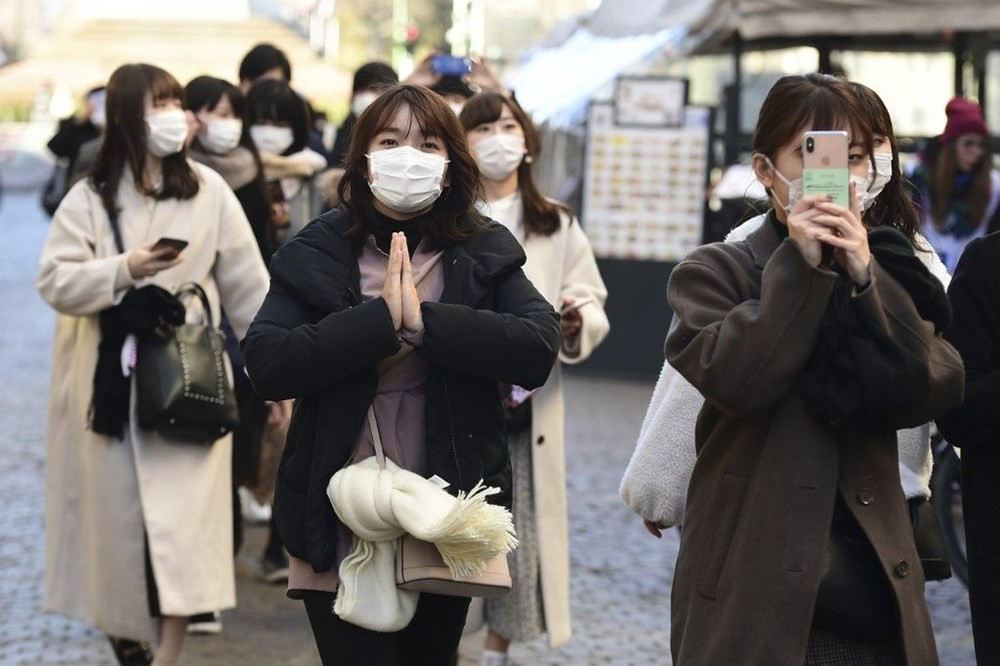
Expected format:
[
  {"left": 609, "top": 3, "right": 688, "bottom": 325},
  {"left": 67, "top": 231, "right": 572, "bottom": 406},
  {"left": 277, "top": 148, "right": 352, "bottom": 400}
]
[{"left": 665, "top": 74, "right": 964, "bottom": 664}]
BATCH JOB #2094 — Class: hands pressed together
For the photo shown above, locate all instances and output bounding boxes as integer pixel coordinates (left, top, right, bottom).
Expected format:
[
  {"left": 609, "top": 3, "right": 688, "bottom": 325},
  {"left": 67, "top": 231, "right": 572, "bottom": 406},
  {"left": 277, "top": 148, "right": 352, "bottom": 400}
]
[
  {"left": 382, "top": 232, "right": 424, "bottom": 336},
  {"left": 786, "top": 181, "right": 872, "bottom": 286}
]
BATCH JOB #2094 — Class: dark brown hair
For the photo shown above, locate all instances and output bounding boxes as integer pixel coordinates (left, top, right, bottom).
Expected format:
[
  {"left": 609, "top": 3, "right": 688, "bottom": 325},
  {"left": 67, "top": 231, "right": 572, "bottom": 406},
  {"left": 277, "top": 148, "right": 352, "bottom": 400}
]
[
  {"left": 337, "top": 84, "right": 484, "bottom": 245},
  {"left": 459, "top": 92, "right": 571, "bottom": 237},
  {"left": 90, "top": 63, "right": 199, "bottom": 216},
  {"left": 755, "top": 73, "right": 873, "bottom": 177},
  {"left": 850, "top": 82, "right": 919, "bottom": 243},
  {"left": 925, "top": 136, "right": 993, "bottom": 232}
]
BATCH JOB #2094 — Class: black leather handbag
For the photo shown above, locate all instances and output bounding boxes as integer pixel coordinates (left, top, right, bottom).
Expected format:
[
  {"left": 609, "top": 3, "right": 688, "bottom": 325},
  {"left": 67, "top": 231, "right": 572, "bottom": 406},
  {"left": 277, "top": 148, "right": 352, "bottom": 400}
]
[{"left": 135, "top": 282, "right": 240, "bottom": 443}]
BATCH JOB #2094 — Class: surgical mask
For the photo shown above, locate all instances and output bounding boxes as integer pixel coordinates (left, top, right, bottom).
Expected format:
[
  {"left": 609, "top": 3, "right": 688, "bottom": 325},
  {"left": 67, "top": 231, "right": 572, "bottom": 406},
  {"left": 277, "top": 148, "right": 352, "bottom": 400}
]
[
  {"left": 145, "top": 109, "right": 189, "bottom": 158},
  {"left": 367, "top": 145, "right": 448, "bottom": 214},
  {"left": 201, "top": 118, "right": 243, "bottom": 155},
  {"left": 859, "top": 153, "right": 893, "bottom": 210},
  {"left": 88, "top": 91, "right": 106, "bottom": 128},
  {"left": 250, "top": 125, "right": 294, "bottom": 155},
  {"left": 474, "top": 134, "right": 526, "bottom": 181},
  {"left": 763, "top": 156, "right": 801, "bottom": 213},
  {"left": 351, "top": 91, "right": 379, "bottom": 116}
]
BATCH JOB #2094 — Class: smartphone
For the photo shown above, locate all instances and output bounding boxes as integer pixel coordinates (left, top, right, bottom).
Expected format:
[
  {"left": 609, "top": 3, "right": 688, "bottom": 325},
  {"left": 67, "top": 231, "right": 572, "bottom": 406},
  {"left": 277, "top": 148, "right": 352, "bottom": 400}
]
[
  {"left": 431, "top": 54, "right": 471, "bottom": 77},
  {"left": 561, "top": 296, "right": 595, "bottom": 315},
  {"left": 151, "top": 237, "right": 188, "bottom": 258},
  {"left": 802, "top": 130, "right": 850, "bottom": 208}
]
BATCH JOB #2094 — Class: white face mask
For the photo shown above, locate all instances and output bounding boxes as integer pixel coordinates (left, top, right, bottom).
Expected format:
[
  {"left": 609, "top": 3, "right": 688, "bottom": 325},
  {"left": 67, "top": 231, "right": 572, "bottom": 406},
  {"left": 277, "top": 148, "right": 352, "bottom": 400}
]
[
  {"left": 90, "top": 107, "right": 106, "bottom": 128},
  {"left": 201, "top": 118, "right": 243, "bottom": 155},
  {"left": 250, "top": 124, "right": 294, "bottom": 155},
  {"left": 763, "top": 156, "right": 801, "bottom": 213},
  {"left": 146, "top": 109, "right": 189, "bottom": 158},
  {"left": 367, "top": 145, "right": 448, "bottom": 214},
  {"left": 474, "top": 134, "right": 526, "bottom": 181},
  {"left": 351, "top": 91, "right": 380, "bottom": 117},
  {"left": 859, "top": 153, "right": 893, "bottom": 210}
]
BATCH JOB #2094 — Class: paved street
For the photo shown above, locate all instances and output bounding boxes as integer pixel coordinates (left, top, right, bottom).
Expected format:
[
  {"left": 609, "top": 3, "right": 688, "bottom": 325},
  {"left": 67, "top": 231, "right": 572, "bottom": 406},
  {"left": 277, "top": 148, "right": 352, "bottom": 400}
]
[{"left": 0, "top": 186, "right": 975, "bottom": 665}]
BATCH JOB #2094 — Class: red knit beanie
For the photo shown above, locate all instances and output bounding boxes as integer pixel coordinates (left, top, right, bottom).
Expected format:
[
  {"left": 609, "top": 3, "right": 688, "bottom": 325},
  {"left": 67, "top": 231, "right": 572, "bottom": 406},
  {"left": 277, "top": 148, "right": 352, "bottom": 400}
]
[{"left": 941, "top": 97, "right": 988, "bottom": 144}]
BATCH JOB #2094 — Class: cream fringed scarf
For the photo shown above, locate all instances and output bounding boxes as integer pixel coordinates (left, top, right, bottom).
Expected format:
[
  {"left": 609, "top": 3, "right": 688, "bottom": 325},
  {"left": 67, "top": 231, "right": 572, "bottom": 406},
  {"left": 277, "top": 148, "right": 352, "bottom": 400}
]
[{"left": 328, "top": 455, "right": 517, "bottom": 632}]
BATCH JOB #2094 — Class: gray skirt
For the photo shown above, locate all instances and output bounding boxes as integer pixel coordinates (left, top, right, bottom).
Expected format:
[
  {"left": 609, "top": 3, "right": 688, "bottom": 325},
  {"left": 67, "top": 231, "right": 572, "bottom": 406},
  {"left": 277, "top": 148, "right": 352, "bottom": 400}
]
[{"left": 484, "top": 427, "right": 545, "bottom": 642}]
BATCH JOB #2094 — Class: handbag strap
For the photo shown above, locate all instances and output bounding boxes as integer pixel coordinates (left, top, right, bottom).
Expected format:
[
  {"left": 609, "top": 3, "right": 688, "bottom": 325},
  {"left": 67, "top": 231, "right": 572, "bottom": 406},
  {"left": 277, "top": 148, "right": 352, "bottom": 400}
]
[
  {"left": 176, "top": 282, "right": 215, "bottom": 328},
  {"left": 104, "top": 199, "right": 125, "bottom": 255},
  {"left": 367, "top": 406, "right": 386, "bottom": 470}
]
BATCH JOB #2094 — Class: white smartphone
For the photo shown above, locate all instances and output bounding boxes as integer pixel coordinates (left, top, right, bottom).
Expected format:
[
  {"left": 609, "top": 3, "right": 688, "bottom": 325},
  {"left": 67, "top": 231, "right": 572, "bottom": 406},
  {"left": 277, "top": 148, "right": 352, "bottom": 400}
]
[
  {"left": 802, "top": 130, "right": 850, "bottom": 208},
  {"left": 561, "top": 296, "right": 595, "bottom": 315}
]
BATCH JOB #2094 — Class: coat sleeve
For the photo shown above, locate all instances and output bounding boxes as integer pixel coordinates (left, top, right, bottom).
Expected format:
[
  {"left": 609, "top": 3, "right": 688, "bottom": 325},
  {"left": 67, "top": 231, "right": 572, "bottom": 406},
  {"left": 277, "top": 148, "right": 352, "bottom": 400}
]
[
  {"left": 936, "top": 237, "right": 1000, "bottom": 447},
  {"left": 211, "top": 182, "right": 269, "bottom": 339},
  {"left": 417, "top": 267, "right": 561, "bottom": 390},
  {"left": 37, "top": 182, "right": 136, "bottom": 316},
  {"left": 666, "top": 239, "right": 838, "bottom": 419},
  {"left": 558, "top": 217, "right": 610, "bottom": 364},
  {"left": 847, "top": 261, "right": 965, "bottom": 430},
  {"left": 242, "top": 286, "right": 401, "bottom": 401}
]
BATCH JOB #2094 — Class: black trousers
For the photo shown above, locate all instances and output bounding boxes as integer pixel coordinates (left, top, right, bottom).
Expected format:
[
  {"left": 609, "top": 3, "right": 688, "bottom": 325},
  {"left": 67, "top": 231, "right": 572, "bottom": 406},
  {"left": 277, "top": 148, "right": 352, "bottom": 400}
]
[
  {"left": 302, "top": 590, "right": 470, "bottom": 665},
  {"left": 961, "top": 444, "right": 1000, "bottom": 665}
]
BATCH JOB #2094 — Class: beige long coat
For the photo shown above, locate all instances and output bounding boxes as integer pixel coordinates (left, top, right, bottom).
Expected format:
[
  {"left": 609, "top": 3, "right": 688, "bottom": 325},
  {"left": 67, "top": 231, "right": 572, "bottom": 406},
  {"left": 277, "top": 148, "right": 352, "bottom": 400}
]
[
  {"left": 480, "top": 194, "right": 610, "bottom": 647},
  {"left": 37, "top": 163, "right": 269, "bottom": 643}
]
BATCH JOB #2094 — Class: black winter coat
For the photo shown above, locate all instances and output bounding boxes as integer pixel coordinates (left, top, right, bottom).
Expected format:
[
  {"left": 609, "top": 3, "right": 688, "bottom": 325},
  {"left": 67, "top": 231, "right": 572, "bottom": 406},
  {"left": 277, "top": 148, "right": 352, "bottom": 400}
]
[{"left": 242, "top": 207, "right": 561, "bottom": 572}]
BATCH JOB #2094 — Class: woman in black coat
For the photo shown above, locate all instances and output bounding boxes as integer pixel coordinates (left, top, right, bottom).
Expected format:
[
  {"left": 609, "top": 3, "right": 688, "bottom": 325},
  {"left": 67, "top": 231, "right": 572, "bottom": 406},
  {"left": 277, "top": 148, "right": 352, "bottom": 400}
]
[
  {"left": 241, "top": 84, "right": 560, "bottom": 664},
  {"left": 936, "top": 231, "right": 1000, "bottom": 665}
]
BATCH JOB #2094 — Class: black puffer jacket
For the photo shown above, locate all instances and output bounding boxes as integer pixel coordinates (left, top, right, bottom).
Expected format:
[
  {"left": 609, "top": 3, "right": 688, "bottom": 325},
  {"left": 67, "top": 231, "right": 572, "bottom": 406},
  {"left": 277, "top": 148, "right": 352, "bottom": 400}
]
[{"left": 242, "top": 207, "right": 561, "bottom": 572}]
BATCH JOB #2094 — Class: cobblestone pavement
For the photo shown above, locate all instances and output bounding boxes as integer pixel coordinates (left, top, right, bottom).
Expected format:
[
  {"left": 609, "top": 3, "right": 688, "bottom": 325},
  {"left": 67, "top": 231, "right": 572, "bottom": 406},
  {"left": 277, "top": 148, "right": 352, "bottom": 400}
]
[{"left": 1, "top": 189, "right": 975, "bottom": 665}]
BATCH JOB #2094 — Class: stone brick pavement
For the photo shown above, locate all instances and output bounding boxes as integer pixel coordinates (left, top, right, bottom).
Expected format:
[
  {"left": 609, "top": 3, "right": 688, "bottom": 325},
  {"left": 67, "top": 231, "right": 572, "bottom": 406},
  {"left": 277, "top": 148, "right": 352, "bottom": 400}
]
[{"left": 0, "top": 189, "right": 975, "bottom": 664}]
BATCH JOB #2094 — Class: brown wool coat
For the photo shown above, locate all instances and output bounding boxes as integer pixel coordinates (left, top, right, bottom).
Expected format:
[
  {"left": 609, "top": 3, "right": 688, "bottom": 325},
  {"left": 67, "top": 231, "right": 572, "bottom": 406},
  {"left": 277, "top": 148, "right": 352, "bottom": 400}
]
[{"left": 665, "top": 219, "right": 965, "bottom": 665}]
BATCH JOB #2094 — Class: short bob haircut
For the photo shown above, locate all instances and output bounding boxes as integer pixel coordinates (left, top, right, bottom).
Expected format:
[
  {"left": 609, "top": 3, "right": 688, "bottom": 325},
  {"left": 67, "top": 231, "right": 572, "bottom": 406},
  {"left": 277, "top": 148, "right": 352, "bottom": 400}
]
[
  {"left": 183, "top": 75, "right": 256, "bottom": 152},
  {"left": 754, "top": 73, "right": 873, "bottom": 180},
  {"left": 90, "top": 63, "right": 199, "bottom": 216},
  {"left": 460, "top": 91, "right": 571, "bottom": 238},
  {"left": 244, "top": 79, "right": 311, "bottom": 155},
  {"left": 337, "top": 84, "right": 484, "bottom": 246}
]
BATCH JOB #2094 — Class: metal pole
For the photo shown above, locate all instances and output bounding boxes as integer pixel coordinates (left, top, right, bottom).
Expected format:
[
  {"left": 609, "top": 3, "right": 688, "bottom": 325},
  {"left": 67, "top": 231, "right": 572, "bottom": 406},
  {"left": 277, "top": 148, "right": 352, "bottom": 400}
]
[
  {"left": 725, "top": 32, "right": 743, "bottom": 165},
  {"left": 392, "top": 0, "right": 409, "bottom": 73}
]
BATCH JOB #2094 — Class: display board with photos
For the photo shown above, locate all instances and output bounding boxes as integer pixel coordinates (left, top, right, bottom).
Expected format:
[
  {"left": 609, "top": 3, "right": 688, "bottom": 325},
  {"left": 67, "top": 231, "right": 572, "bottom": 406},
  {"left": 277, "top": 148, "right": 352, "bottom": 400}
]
[{"left": 582, "top": 94, "right": 710, "bottom": 262}]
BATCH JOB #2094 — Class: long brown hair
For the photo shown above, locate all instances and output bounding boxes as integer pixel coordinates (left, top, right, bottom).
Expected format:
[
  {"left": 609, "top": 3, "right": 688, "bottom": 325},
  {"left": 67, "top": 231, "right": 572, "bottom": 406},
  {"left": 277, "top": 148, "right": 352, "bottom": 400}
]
[
  {"left": 90, "top": 63, "right": 199, "bottom": 217},
  {"left": 754, "top": 74, "right": 873, "bottom": 189},
  {"left": 926, "top": 138, "right": 993, "bottom": 231},
  {"left": 337, "top": 84, "right": 483, "bottom": 246},
  {"left": 459, "top": 92, "right": 570, "bottom": 237},
  {"left": 850, "top": 82, "right": 919, "bottom": 243}
]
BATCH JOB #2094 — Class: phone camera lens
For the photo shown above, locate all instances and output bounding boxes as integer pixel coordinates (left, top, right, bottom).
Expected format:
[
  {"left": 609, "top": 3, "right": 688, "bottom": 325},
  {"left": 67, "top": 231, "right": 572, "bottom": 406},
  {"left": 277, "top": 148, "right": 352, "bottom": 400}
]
[{"left": 806, "top": 137, "right": 815, "bottom": 152}]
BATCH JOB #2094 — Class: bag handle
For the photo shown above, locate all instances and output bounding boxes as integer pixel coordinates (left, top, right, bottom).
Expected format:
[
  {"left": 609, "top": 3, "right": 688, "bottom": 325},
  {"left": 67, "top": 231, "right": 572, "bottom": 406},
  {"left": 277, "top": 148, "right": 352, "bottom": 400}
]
[
  {"left": 367, "top": 406, "right": 386, "bottom": 470},
  {"left": 175, "top": 282, "right": 214, "bottom": 328}
]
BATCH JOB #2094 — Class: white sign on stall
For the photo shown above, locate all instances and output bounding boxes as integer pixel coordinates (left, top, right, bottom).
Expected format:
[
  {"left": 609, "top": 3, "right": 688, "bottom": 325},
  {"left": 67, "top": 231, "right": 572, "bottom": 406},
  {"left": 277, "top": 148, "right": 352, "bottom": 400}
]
[{"left": 582, "top": 98, "right": 710, "bottom": 262}]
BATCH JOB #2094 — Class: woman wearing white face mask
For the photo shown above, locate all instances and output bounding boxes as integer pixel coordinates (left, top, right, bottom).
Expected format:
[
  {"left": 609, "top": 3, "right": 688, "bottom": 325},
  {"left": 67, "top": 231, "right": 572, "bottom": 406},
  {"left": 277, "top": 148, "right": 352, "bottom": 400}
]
[
  {"left": 245, "top": 79, "right": 328, "bottom": 241},
  {"left": 242, "top": 84, "right": 561, "bottom": 664},
  {"left": 185, "top": 76, "right": 276, "bottom": 266},
  {"left": 330, "top": 61, "right": 399, "bottom": 168},
  {"left": 37, "top": 63, "right": 269, "bottom": 665},
  {"left": 459, "top": 92, "right": 610, "bottom": 664},
  {"left": 632, "top": 81, "right": 952, "bottom": 556}
]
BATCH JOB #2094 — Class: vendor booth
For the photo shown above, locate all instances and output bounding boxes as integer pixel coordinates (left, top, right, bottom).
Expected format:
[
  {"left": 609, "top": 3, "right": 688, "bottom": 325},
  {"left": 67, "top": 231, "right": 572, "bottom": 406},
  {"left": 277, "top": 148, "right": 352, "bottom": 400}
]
[{"left": 512, "top": 0, "right": 1000, "bottom": 378}]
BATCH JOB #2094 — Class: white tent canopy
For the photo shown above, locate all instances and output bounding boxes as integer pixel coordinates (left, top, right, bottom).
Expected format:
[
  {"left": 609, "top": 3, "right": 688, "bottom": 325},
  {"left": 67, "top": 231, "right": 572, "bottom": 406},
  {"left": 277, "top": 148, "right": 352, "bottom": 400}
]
[{"left": 514, "top": 0, "right": 1000, "bottom": 128}]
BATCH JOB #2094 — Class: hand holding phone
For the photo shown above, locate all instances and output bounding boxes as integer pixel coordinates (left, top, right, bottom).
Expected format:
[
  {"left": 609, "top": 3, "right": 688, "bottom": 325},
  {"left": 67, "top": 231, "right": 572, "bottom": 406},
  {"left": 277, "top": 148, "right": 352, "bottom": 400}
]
[
  {"left": 802, "top": 131, "right": 850, "bottom": 208},
  {"left": 560, "top": 295, "right": 595, "bottom": 315},
  {"left": 431, "top": 54, "right": 471, "bottom": 77},
  {"left": 151, "top": 237, "right": 188, "bottom": 259}
]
